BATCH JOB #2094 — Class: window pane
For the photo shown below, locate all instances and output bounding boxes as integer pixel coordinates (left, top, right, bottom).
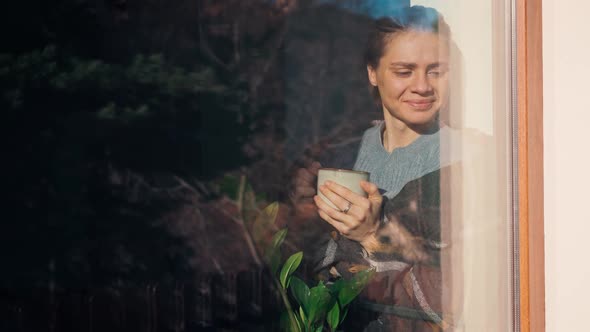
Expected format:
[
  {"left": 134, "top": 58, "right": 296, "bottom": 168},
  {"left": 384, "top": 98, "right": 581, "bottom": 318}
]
[{"left": 3, "top": 1, "right": 517, "bottom": 330}]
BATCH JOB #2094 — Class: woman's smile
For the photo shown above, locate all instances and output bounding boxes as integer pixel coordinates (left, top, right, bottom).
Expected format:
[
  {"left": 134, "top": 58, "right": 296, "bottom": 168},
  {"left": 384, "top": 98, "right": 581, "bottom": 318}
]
[
  {"left": 367, "top": 30, "right": 449, "bottom": 129},
  {"left": 405, "top": 99, "right": 436, "bottom": 111}
]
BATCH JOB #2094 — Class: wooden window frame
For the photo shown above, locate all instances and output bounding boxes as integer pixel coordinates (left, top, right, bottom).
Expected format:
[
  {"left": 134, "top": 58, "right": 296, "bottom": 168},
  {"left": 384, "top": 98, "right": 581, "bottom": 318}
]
[{"left": 517, "top": 0, "right": 544, "bottom": 331}]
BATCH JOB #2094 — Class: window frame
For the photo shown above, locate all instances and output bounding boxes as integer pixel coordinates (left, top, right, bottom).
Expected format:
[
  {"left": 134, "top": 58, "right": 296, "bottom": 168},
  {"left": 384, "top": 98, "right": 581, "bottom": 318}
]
[{"left": 516, "top": 0, "right": 545, "bottom": 331}]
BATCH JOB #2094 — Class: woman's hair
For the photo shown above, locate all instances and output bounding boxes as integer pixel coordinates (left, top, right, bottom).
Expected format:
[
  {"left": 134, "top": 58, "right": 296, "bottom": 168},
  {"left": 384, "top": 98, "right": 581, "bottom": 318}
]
[{"left": 364, "top": 6, "right": 451, "bottom": 70}]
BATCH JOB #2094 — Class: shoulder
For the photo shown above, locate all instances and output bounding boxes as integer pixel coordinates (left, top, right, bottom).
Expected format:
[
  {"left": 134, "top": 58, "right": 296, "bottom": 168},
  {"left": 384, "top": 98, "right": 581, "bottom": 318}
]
[
  {"left": 356, "top": 121, "right": 383, "bottom": 158},
  {"left": 360, "top": 121, "right": 383, "bottom": 143}
]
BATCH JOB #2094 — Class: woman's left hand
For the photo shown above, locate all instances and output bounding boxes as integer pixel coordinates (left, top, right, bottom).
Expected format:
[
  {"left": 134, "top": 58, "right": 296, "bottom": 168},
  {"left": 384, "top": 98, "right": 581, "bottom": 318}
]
[{"left": 314, "top": 180, "right": 383, "bottom": 244}]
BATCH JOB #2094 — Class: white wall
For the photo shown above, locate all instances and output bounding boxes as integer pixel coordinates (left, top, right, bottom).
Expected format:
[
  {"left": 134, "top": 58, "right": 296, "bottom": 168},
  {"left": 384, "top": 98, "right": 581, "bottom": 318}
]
[{"left": 543, "top": 0, "right": 590, "bottom": 330}]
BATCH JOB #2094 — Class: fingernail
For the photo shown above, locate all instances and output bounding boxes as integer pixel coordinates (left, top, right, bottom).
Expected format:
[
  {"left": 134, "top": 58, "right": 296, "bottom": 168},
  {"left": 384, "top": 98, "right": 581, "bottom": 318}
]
[{"left": 325, "top": 181, "right": 332, "bottom": 186}]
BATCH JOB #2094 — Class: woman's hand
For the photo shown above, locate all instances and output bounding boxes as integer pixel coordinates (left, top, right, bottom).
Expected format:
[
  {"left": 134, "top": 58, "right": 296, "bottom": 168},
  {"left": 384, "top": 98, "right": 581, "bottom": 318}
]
[
  {"left": 290, "top": 161, "right": 322, "bottom": 218},
  {"left": 314, "top": 180, "right": 383, "bottom": 246}
]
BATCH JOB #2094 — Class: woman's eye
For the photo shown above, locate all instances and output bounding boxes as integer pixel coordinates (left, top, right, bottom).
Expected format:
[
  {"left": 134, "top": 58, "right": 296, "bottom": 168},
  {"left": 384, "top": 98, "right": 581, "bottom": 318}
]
[
  {"left": 395, "top": 71, "right": 412, "bottom": 77},
  {"left": 428, "top": 71, "right": 441, "bottom": 77}
]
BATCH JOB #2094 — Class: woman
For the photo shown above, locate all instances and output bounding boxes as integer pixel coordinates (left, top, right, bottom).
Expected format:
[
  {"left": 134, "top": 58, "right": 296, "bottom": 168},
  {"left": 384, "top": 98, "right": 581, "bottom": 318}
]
[{"left": 292, "top": 6, "right": 459, "bottom": 331}]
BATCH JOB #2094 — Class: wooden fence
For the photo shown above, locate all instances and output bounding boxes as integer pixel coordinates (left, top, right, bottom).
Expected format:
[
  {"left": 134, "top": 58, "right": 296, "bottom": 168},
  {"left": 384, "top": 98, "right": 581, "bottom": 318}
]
[{"left": 0, "top": 270, "right": 282, "bottom": 332}]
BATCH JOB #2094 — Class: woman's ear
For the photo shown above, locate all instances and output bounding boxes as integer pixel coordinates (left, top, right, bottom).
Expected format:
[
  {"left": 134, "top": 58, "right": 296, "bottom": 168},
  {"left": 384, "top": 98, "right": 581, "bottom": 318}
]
[{"left": 367, "top": 65, "right": 378, "bottom": 87}]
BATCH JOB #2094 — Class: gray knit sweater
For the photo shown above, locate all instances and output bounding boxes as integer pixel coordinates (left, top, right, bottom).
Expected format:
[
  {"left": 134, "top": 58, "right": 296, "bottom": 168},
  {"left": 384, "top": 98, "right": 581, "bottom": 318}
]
[{"left": 353, "top": 121, "right": 455, "bottom": 199}]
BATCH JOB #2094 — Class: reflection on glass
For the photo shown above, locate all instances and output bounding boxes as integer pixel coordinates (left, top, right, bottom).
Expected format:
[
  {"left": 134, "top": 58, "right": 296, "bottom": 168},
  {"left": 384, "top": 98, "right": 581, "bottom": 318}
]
[
  {"left": 1, "top": 0, "right": 515, "bottom": 331},
  {"left": 287, "top": 1, "right": 514, "bottom": 331}
]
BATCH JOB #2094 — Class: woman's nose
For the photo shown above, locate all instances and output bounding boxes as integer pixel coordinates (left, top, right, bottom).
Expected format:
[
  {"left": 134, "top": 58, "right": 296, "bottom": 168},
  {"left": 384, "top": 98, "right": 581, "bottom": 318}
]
[{"left": 410, "top": 74, "right": 434, "bottom": 94}]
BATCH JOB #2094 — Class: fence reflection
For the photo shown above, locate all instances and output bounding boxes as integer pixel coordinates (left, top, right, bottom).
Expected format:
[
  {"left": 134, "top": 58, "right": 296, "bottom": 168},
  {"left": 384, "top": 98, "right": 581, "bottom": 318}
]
[{"left": 0, "top": 269, "right": 281, "bottom": 332}]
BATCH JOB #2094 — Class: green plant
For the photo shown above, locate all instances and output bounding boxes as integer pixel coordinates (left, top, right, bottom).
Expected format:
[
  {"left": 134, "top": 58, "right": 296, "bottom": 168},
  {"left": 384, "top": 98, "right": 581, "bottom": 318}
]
[
  {"left": 227, "top": 180, "right": 376, "bottom": 331},
  {"left": 266, "top": 227, "right": 375, "bottom": 332}
]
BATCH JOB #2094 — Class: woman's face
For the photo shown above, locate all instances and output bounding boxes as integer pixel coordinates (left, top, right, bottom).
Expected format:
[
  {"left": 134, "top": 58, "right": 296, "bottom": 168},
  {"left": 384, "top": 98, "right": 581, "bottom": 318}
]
[{"left": 368, "top": 30, "right": 450, "bottom": 129}]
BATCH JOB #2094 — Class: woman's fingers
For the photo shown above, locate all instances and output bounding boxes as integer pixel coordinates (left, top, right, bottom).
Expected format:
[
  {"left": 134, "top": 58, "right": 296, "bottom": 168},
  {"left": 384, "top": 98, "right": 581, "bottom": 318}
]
[
  {"left": 317, "top": 209, "right": 348, "bottom": 234},
  {"left": 316, "top": 187, "right": 363, "bottom": 224},
  {"left": 314, "top": 194, "right": 356, "bottom": 226},
  {"left": 292, "top": 161, "right": 322, "bottom": 201},
  {"left": 315, "top": 198, "right": 358, "bottom": 235},
  {"left": 318, "top": 185, "right": 351, "bottom": 211},
  {"left": 295, "top": 168, "right": 316, "bottom": 184},
  {"left": 308, "top": 161, "right": 322, "bottom": 175},
  {"left": 296, "top": 161, "right": 322, "bottom": 182},
  {"left": 294, "top": 186, "right": 316, "bottom": 201},
  {"left": 322, "top": 181, "right": 372, "bottom": 209},
  {"left": 314, "top": 180, "right": 384, "bottom": 242},
  {"left": 360, "top": 180, "right": 381, "bottom": 200}
]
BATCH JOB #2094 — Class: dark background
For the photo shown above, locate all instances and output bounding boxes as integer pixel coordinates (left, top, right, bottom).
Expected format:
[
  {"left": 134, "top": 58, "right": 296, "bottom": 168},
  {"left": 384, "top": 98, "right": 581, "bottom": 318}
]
[{"left": 0, "top": 0, "right": 407, "bottom": 330}]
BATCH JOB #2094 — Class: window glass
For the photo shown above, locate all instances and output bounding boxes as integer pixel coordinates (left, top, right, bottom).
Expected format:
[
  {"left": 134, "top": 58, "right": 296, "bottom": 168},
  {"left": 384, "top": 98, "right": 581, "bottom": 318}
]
[{"left": 2, "top": 1, "right": 516, "bottom": 330}]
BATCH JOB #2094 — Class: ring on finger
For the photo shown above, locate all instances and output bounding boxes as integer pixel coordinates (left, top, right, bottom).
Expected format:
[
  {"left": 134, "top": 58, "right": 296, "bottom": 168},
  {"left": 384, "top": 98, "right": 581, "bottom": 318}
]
[{"left": 341, "top": 202, "right": 352, "bottom": 214}]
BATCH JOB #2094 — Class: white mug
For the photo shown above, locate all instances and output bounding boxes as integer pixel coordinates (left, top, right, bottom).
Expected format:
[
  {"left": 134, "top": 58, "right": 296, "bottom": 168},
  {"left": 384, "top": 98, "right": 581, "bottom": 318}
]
[{"left": 317, "top": 168, "right": 370, "bottom": 209}]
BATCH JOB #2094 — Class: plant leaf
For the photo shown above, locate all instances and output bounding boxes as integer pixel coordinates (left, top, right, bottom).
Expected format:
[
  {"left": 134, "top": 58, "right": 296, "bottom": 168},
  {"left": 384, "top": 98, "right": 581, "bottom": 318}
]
[
  {"left": 307, "top": 281, "right": 334, "bottom": 325},
  {"left": 268, "top": 251, "right": 282, "bottom": 277},
  {"left": 326, "top": 301, "right": 340, "bottom": 332},
  {"left": 252, "top": 202, "right": 280, "bottom": 247},
  {"left": 265, "top": 228, "right": 288, "bottom": 275},
  {"left": 280, "top": 251, "right": 303, "bottom": 289},
  {"left": 271, "top": 228, "right": 288, "bottom": 249},
  {"left": 337, "top": 268, "right": 375, "bottom": 307},
  {"left": 299, "top": 306, "right": 306, "bottom": 324},
  {"left": 290, "top": 276, "right": 311, "bottom": 314},
  {"left": 340, "top": 306, "right": 349, "bottom": 325},
  {"left": 280, "top": 311, "right": 290, "bottom": 331},
  {"left": 280, "top": 309, "right": 303, "bottom": 332},
  {"left": 329, "top": 278, "right": 344, "bottom": 296},
  {"left": 293, "top": 310, "right": 304, "bottom": 332}
]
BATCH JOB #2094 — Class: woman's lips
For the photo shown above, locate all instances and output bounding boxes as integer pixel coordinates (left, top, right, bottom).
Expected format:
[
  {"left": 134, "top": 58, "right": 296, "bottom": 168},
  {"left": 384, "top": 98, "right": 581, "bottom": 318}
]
[{"left": 405, "top": 100, "right": 435, "bottom": 110}]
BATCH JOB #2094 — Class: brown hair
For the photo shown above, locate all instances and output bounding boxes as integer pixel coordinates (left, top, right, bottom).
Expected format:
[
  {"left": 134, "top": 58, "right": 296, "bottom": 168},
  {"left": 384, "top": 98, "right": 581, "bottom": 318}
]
[{"left": 364, "top": 6, "right": 451, "bottom": 100}]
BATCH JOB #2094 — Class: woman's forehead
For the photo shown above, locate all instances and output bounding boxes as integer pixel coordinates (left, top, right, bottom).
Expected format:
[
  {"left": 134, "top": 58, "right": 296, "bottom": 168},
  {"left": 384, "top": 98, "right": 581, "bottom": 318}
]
[{"left": 381, "top": 30, "right": 450, "bottom": 63}]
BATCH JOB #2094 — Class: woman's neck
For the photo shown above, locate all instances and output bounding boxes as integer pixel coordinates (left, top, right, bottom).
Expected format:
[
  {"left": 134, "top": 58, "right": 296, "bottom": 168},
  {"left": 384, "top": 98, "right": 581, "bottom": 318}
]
[
  {"left": 381, "top": 111, "right": 439, "bottom": 153},
  {"left": 382, "top": 119, "right": 419, "bottom": 153}
]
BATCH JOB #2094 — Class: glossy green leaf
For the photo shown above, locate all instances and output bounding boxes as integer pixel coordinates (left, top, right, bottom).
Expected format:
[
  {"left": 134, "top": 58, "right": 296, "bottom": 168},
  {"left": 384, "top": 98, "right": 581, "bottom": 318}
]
[
  {"left": 271, "top": 228, "right": 288, "bottom": 249},
  {"left": 337, "top": 268, "right": 375, "bottom": 306},
  {"left": 299, "top": 306, "right": 306, "bottom": 324},
  {"left": 280, "top": 251, "right": 303, "bottom": 289},
  {"left": 264, "top": 228, "right": 288, "bottom": 275},
  {"left": 340, "top": 306, "right": 349, "bottom": 325},
  {"left": 268, "top": 250, "right": 282, "bottom": 276},
  {"left": 307, "top": 281, "right": 334, "bottom": 325},
  {"left": 293, "top": 310, "right": 304, "bottom": 332},
  {"left": 326, "top": 301, "right": 340, "bottom": 332},
  {"left": 280, "top": 310, "right": 290, "bottom": 330},
  {"left": 290, "top": 276, "right": 311, "bottom": 314},
  {"left": 280, "top": 310, "right": 303, "bottom": 332},
  {"left": 329, "top": 278, "right": 344, "bottom": 297}
]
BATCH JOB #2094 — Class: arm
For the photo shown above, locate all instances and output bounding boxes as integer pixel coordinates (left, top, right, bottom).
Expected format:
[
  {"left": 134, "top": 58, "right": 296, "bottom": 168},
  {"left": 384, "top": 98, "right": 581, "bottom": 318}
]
[
  {"left": 314, "top": 180, "right": 430, "bottom": 263},
  {"left": 314, "top": 170, "right": 453, "bottom": 330}
]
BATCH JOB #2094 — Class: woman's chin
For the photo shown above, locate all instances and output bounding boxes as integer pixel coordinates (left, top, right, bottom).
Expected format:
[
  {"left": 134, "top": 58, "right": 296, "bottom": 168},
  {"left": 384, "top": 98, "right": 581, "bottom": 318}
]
[{"left": 405, "top": 113, "right": 440, "bottom": 132}]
